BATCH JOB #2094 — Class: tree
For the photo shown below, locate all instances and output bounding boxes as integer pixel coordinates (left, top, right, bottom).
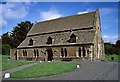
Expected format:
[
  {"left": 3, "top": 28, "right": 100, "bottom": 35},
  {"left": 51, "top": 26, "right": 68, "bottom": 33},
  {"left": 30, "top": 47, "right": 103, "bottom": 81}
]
[
  {"left": 1, "top": 21, "right": 34, "bottom": 55},
  {"left": 104, "top": 43, "right": 112, "bottom": 55},
  {"left": 116, "top": 40, "right": 120, "bottom": 48},
  {"left": 2, "top": 32, "right": 11, "bottom": 55},
  {"left": 114, "top": 40, "right": 120, "bottom": 55},
  {"left": 104, "top": 40, "right": 120, "bottom": 55},
  {"left": 2, "top": 32, "right": 10, "bottom": 45},
  {"left": 9, "top": 21, "right": 33, "bottom": 48},
  {"left": 2, "top": 44, "right": 11, "bottom": 55}
]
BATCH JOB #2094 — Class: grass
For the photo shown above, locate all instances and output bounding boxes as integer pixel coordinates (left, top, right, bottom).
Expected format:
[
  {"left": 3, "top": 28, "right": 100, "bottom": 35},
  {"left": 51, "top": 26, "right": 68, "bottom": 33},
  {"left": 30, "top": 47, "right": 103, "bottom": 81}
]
[
  {"left": 1, "top": 55, "right": 34, "bottom": 71},
  {"left": 11, "top": 62, "right": 77, "bottom": 78},
  {"left": 1, "top": 55, "right": 10, "bottom": 60},
  {"left": 104, "top": 54, "right": 120, "bottom": 61},
  {"left": 2, "top": 60, "right": 33, "bottom": 71}
]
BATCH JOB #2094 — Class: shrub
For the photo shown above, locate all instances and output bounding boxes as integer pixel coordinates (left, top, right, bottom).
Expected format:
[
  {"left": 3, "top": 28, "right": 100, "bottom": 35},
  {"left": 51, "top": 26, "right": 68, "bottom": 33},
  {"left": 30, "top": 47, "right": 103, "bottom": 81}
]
[{"left": 2, "top": 44, "right": 10, "bottom": 55}]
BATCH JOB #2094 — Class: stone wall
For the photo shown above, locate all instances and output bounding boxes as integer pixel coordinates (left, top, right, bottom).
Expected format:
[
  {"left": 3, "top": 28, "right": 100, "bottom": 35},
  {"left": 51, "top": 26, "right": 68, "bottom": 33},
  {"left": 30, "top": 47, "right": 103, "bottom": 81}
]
[
  {"left": 10, "top": 49, "right": 17, "bottom": 60},
  {"left": 17, "top": 45, "right": 93, "bottom": 61},
  {"left": 92, "top": 9, "right": 104, "bottom": 60}
]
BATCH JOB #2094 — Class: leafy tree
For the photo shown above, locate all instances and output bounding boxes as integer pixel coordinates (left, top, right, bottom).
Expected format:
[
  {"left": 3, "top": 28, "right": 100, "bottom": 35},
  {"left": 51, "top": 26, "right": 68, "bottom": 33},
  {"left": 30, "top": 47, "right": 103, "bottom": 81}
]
[
  {"left": 104, "top": 43, "right": 112, "bottom": 55},
  {"left": 1, "top": 21, "right": 34, "bottom": 55},
  {"left": 9, "top": 21, "right": 33, "bottom": 48},
  {"left": 2, "top": 32, "right": 11, "bottom": 55},
  {"left": 2, "top": 44, "right": 11, "bottom": 55},
  {"left": 116, "top": 40, "right": 120, "bottom": 48},
  {"left": 104, "top": 40, "right": 120, "bottom": 55},
  {"left": 2, "top": 32, "right": 10, "bottom": 45},
  {"left": 114, "top": 48, "right": 120, "bottom": 55}
]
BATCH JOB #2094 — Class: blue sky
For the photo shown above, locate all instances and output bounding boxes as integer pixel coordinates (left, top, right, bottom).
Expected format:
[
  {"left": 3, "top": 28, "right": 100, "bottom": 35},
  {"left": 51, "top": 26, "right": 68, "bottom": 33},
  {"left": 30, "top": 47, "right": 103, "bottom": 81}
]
[{"left": 0, "top": 2, "right": 118, "bottom": 44}]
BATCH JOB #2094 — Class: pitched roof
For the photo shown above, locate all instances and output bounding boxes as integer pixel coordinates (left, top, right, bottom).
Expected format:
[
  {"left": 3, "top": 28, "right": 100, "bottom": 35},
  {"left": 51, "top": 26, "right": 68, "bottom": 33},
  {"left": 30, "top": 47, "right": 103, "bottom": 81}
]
[
  {"left": 27, "top": 11, "right": 96, "bottom": 36},
  {"left": 17, "top": 30, "right": 95, "bottom": 48}
]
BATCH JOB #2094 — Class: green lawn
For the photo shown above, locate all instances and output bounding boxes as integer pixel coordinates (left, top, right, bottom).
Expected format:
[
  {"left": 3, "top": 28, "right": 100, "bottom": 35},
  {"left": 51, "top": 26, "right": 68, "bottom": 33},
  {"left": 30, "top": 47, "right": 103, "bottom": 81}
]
[
  {"left": 11, "top": 62, "right": 77, "bottom": 78},
  {"left": 2, "top": 60, "right": 33, "bottom": 71},
  {"left": 104, "top": 55, "right": 120, "bottom": 61},
  {"left": 1, "top": 55, "right": 10, "bottom": 60},
  {"left": 1, "top": 55, "right": 33, "bottom": 71}
]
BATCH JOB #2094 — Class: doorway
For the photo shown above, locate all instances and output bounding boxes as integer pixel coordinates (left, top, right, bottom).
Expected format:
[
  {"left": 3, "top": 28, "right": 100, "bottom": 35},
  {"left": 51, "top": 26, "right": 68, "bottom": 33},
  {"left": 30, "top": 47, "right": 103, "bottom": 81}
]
[{"left": 46, "top": 48, "right": 53, "bottom": 61}]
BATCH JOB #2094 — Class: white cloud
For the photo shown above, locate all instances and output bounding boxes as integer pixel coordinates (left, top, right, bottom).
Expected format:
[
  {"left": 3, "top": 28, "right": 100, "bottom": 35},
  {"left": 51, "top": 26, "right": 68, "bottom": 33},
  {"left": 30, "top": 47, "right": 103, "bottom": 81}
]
[
  {"left": 4, "top": 5, "right": 28, "bottom": 19},
  {"left": 77, "top": 11, "right": 88, "bottom": 14},
  {"left": 103, "top": 35, "right": 118, "bottom": 44},
  {"left": 77, "top": 8, "right": 95, "bottom": 14},
  {"left": 39, "top": 8, "right": 63, "bottom": 21},
  {"left": 1, "top": 2, "right": 29, "bottom": 28}
]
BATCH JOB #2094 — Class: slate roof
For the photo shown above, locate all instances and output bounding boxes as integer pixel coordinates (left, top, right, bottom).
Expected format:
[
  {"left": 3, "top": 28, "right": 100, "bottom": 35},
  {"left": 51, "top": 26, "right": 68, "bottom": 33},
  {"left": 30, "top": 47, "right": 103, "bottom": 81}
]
[
  {"left": 27, "top": 11, "right": 96, "bottom": 36},
  {"left": 17, "top": 11, "right": 97, "bottom": 48}
]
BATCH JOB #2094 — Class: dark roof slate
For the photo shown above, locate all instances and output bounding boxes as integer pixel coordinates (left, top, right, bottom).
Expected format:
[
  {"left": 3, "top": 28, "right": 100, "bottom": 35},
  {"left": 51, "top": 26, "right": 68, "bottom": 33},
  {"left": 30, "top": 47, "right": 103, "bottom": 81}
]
[
  {"left": 27, "top": 11, "right": 95, "bottom": 36},
  {"left": 17, "top": 30, "right": 95, "bottom": 48}
]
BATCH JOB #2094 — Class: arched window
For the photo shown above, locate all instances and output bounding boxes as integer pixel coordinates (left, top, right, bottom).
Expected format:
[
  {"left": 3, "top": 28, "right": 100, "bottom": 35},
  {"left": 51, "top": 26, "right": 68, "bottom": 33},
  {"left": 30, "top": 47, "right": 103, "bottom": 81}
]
[
  {"left": 83, "top": 47, "right": 86, "bottom": 57},
  {"left": 28, "top": 38, "right": 33, "bottom": 46},
  {"left": 34, "top": 49, "right": 36, "bottom": 57},
  {"left": 61, "top": 48, "right": 64, "bottom": 57},
  {"left": 36, "top": 49, "right": 39, "bottom": 57},
  {"left": 79, "top": 47, "right": 81, "bottom": 57},
  {"left": 67, "top": 34, "right": 76, "bottom": 43},
  {"left": 25, "top": 50, "right": 27, "bottom": 57},
  {"left": 46, "top": 36, "right": 52, "bottom": 44},
  {"left": 64, "top": 48, "right": 67, "bottom": 57},
  {"left": 34, "top": 49, "right": 39, "bottom": 57},
  {"left": 23, "top": 50, "right": 27, "bottom": 57},
  {"left": 23, "top": 50, "right": 25, "bottom": 56}
]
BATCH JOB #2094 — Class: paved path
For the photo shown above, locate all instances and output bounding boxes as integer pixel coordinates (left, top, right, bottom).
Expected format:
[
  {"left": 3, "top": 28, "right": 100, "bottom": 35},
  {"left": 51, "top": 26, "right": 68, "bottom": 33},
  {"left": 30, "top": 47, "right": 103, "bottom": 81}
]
[
  {"left": 1, "top": 63, "right": 37, "bottom": 77},
  {"left": 102, "top": 62, "right": 119, "bottom": 80},
  {"left": 2, "top": 61, "right": 118, "bottom": 80},
  {"left": 93, "top": 62, "right": 118, "bottom": 80}
]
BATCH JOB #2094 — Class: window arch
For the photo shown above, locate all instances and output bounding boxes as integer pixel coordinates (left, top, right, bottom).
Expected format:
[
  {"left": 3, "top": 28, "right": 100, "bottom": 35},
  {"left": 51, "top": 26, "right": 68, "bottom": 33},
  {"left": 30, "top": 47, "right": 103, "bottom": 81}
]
[
  {"left": 64, "top": 48, "right": 67, "bottom": 57},
  {"left": 34, "top": 49, "right": 39, "bottom": 57},
  {"left": 46, "top": 36, "right": 52, "bottom": 44},
  {"left": 34, "top": 49, "right": 36, "bottom": 57},
  {"left": 83, "top": 47, "right": 86, "bottom": 57},
  {"left": 25, "top": 50, "right": 27, "bottom": 57},
  {"left": 36, "top": 49, "right": 39, "bottom": 57},
  {"left": 28, "top": 38, "right": 33, "bottom": 46},
  {"left": 67, "top": 34, "right": 76, "bottom": 43},
  {"left": 61, "top": 48, "right": 64, "bottom": 57},
  {"left": 23, "top": 50, "right": 27, "bottom": 57},
  {"left": 78, "top": 47, "right": 81, "bottom": 57},
  {"left": 23, "top": 50, "right": 25, "bottom": 56}
]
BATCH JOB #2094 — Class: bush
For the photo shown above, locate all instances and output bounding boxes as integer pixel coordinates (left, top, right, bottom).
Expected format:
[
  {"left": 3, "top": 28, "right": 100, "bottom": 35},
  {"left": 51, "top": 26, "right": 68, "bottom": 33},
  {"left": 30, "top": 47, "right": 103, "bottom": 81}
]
[{"left": 2, "top": 44, "right": 10, "bottom": 55}]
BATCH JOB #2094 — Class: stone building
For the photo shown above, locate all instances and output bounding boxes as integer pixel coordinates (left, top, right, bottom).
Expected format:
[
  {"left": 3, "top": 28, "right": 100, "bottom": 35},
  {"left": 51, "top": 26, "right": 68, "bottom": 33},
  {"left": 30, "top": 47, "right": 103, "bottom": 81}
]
[{"left": 10, "top": 9, "right": 105, "bottom": 61}]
